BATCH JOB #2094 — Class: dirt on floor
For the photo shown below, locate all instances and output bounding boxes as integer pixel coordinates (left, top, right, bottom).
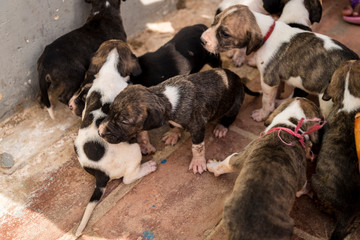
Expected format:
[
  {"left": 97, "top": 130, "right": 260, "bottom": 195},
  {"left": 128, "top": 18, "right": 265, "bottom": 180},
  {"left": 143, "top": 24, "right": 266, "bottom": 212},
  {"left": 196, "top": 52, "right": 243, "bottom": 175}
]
[{"left": 1, "top": 0, "right": 360, "bottom": 239}]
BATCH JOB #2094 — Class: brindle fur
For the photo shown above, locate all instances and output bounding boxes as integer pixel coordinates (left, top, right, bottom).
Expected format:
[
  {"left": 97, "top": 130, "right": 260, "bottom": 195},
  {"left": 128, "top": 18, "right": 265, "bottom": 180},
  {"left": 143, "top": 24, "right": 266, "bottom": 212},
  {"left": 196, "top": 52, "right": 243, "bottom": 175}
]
[
  {"left": 100, "top": 69, "right": 246, "bottom": 145},
  {"left": 220, "top": 98, "right": 322, "bottom": 240},
  {"left": 312, "top": 60, "right": 360, "bottom": 240}
]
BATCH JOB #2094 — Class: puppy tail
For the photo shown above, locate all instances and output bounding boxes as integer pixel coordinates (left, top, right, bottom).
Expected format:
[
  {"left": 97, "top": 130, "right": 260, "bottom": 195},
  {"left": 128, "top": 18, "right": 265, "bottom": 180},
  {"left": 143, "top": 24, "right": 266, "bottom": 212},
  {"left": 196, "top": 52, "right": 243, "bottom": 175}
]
[
  {"left": 244, "top": 85, "right": 261, "bottom": 96},
  {"left": 75, "top": 171, "right": 109, "bottom": 237}
]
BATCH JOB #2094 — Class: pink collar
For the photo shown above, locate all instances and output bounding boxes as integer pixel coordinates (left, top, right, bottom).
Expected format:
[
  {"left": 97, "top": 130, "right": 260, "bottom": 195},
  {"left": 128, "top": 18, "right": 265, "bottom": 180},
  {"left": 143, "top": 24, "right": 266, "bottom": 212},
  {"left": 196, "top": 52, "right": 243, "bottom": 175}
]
[
  {"left": 262, "top": 117, "right": 326, "bottom": 159},
  {"left": 263, "top": 21, "right": 276, "bottom": 44}
]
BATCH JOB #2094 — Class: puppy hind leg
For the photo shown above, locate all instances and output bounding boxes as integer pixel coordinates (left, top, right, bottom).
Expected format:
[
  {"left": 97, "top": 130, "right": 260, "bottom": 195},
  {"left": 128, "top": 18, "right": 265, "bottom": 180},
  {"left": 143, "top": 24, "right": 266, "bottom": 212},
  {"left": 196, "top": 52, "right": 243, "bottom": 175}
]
[
  {"left": 76, "top": 170, "right": 109, "bottom": 237},
  {"left": 122, "top": 160, "right": 157, "bottom": 184}
]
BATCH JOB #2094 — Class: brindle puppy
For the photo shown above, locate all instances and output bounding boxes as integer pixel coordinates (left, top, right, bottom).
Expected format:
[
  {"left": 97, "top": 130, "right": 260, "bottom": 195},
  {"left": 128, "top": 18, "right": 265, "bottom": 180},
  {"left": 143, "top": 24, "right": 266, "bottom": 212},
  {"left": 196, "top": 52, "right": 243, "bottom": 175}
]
[
  {"left": 98, "top": 68, "right": 252, "bottom": 174},
  {"left": 312, "top": 60, "right": 360, "bottom": 240},
  {"left": 207, "top": 97, "right": 324, "bottom": 240}
]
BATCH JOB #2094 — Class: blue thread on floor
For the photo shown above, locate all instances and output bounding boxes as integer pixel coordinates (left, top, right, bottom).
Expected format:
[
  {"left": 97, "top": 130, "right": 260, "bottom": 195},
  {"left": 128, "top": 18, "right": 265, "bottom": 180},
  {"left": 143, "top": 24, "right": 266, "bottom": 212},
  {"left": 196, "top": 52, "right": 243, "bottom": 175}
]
[{"left": 142, "top": 230, "right": 154, "bottom": 240}]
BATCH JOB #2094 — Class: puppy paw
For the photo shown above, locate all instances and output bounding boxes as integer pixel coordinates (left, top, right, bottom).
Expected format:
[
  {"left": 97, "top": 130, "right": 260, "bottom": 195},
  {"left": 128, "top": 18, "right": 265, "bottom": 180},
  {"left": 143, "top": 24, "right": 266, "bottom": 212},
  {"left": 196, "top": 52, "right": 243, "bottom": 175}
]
[
  {"left": 189, "top": 157, "right": 207, "bottom": 174},
  {"left": 232, "top": 49, "right": 246, "bottom": 67},
  {"left": 162, "top": 128, "right": 182, "bottom": 146},
  {"left": 142, "top": 160, "right": 158, "bottom": 174},
  {"left": 206, "top": 159, "right": 222, "bottom": 177},
  {"left": 251, "top": 108, "right": 268, "bottom": 122},
  {"left": 213, "top": 124, "right": 229, "bottom": 138},
  {"left": 139, "top": 142, "right": 156, "bottom": 155}
]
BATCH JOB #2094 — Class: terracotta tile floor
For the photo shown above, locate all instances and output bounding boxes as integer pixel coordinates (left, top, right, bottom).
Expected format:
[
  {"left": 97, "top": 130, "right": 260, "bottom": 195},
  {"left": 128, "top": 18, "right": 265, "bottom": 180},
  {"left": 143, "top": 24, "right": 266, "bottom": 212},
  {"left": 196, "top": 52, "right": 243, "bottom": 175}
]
[{"left": 1, "top": 0, "right": 359, "bottom": 239}]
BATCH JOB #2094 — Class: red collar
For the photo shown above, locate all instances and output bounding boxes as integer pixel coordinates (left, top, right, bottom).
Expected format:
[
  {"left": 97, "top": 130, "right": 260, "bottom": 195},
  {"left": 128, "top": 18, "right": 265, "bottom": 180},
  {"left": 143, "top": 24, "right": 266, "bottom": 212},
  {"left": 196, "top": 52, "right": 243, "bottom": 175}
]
[{"left": 263, "top": 21, "right": 276, "bottom": 44}]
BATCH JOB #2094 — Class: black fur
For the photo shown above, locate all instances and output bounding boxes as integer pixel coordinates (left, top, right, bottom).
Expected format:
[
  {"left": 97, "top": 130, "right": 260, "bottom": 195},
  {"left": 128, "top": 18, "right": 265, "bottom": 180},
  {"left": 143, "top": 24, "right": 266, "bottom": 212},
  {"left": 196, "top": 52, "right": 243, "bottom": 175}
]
[
  {"left": 37, "top": 0, "right": 127, "bottom": 109},
  {"left": 130, "top": 24, "right": 222, "bottom": 86}
]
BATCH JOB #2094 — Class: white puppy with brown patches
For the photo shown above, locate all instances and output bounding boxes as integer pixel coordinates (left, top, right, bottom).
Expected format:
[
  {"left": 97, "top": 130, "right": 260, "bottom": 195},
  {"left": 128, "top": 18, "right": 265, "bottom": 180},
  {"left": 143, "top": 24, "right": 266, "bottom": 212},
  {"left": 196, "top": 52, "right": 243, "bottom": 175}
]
[
  {"left": 207, "top": 97, "right": 324, "bottom": 239},
  {"left": 201, "top": 4, "right": 358, "bottom": 121}
]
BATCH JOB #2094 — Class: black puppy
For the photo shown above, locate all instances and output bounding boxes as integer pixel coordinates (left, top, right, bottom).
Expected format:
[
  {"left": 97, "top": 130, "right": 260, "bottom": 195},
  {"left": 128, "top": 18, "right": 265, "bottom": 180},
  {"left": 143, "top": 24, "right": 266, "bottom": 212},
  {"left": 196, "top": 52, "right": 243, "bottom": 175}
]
[
  {"left": 98, "top": 68, "right": 257, "bottom": 174},
  {"left": 37, "top": 0, "right": 127, "bottom": 119},
  {"left": 68, "top": 24, "right": 222, "bottom": 117}
]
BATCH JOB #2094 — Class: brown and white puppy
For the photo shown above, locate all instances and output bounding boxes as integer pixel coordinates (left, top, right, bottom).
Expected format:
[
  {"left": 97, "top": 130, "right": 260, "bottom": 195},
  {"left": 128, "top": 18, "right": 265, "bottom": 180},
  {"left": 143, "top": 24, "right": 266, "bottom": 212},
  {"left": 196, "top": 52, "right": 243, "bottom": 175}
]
[
  {"left": 37, "top": 0, "right": 127, "bottom": 119},
  {"left": 73, "top": 40, "right": 157, "bottom": 237},
  {"left": 201, "top": 4, "right": 359, "bottom": 122},
  {"left": 98, "top": 68, "right": 249, "bottom": 174},
  {"left": 207, "top": 97, "right": 324, "bottom": 240},
  {"left": 311, "top": 60, "right": 360, "bottom": 240},
  {"left": 215, "top": 0, "right": 322, "bottom": 66}
]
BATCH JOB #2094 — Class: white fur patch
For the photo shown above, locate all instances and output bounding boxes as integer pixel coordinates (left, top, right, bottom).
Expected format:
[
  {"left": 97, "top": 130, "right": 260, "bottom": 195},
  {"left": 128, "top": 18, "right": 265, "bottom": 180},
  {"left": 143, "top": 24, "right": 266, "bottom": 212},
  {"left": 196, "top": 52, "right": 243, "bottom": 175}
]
[
  {"left": 265, "top": 99, "right": 306, "bottom": 132},
  {"left": 163, "top": 85, "right": 179, "bottom": 112},
  {"left": 87, "top": 48, "right": 128, "bottom": 104},
  {"left": 316, "top": 34, "right": 342, "bottom": 51},
  {"left": 105, "top": 1, "right": 110, "bottom": 7},
  {"left": 278, "top": 0, "right": 311, "bottom": 26},
  {"left": 340, "top": 71, "right": 360, "bottom": 113}
]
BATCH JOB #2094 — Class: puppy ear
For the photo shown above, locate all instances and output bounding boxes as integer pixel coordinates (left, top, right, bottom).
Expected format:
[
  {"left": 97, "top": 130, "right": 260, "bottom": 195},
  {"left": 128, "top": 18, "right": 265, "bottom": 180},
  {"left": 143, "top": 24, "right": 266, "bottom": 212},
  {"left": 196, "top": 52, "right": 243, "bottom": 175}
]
[
  {"left": 245, "top": 28, "right": 264, "bottom": 55},
  {"left": 348, "top": 60, "right": 360, "bottom": 98},
  {"left": 143, "top": 107, "right": 165, "bottom": 130},
  {"left": 118, "top": 52, "right": 142, "bottom": 77},
  {"left": 322, "top": 63, "right": 348, "bottom": 102},
  {"left": 307, "top": 0, "right": 322, "bottom": 23}
]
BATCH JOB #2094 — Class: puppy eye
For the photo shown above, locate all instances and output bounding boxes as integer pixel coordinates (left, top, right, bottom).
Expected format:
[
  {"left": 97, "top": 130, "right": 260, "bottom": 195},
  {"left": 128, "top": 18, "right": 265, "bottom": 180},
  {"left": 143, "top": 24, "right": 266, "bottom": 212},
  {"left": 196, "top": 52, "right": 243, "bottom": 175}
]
[
  {"left": 220, "top": 29, "right": 230, "bottom": 38},
  {"left": 121, "top": 120, "right": 130, "bottom": 125}
]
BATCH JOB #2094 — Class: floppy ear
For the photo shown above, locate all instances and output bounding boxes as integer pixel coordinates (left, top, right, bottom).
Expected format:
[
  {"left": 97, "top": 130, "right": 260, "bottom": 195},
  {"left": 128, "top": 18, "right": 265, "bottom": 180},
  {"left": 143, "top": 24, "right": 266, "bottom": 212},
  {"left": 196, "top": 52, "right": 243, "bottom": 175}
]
[
  {"left": 118, "top": 52, "right": 142, "bottom": 77},
  {"left": 348, "top": 61, "right": 360, "bottom": 98},
  {"left": 143, "top": 107, "right": 165, "bottom": 130},
  {"left": 322, "top": 64, "right": 348, "bottom": 102},
  {"left": 245, "top": 27, "right": 264, "bottom": 55},
  {"left": 307, "top": 0, "right": 322, "bottom": 23}
]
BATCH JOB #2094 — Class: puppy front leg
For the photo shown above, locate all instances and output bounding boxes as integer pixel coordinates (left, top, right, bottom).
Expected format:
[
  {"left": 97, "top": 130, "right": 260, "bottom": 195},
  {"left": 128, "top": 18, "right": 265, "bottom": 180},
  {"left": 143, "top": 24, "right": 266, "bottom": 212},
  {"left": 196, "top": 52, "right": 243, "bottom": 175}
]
[
  {"left": 137, "top": 131, "right": 156, "bottom": 155},
  {"left": 189, "top": 142, "right": 207, "bottom": 174},
  {"left": 251, "top": 81, "right": 278, "bottom": 122},
  {"left": 207, "top": 153, "right": 241, "bottom": 177}
]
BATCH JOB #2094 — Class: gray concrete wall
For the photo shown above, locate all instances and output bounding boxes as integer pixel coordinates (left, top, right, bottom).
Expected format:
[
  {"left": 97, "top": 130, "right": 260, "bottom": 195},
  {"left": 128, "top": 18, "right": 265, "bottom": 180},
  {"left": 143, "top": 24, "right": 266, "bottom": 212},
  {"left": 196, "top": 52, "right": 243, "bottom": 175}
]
[{"left": 0, "top": 0, "right": 177, "bottom": 122}]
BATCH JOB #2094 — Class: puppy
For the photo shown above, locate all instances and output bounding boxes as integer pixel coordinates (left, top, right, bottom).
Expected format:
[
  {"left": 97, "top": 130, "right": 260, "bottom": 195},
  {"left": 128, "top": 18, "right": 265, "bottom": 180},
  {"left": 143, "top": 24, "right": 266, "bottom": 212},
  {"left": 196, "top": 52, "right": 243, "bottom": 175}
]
[
  {"left": 73, "top": 40, "right": 157, "bottom": 237},
  {"left": 207, "top": 97, "right": 324, "bottom": 240},
  {"left": 311, "top": 60, "right": 360, "bottom": 240},
  {"left": 37, "top": 0, "right": 127, "bottom": 119},
  {"left": 201, "top": 4, "right": 359, "bottom": 122},
  {"left": 215, "top": 0, "right": 322, "bottom": 66},
  {"left": 98, "top": 68, "right": 250, "bottom": 174},
  {"left": 69, "top": 24, "right": 221, "bottom": 116}
]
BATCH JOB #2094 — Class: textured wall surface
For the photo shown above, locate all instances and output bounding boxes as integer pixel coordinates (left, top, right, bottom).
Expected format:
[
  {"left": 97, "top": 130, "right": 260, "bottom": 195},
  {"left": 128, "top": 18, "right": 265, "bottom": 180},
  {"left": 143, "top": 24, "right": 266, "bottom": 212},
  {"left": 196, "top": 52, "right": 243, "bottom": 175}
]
[{"left": 0, "top": 0, "right": 177, "bottom": 122}]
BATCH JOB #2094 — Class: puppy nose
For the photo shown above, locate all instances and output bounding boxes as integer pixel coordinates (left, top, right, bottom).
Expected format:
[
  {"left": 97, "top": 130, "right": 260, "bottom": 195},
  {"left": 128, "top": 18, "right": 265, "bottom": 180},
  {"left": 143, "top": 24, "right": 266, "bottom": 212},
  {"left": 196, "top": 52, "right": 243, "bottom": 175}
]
[
  {"left": 200, "top": 36, "right": 207, "bottom": 46},
  {"left": 69, "top": 104, "right": 73, "bottom": 111},
  {"left": 98, "top": 130, "right": 104, "bottom": 138}
]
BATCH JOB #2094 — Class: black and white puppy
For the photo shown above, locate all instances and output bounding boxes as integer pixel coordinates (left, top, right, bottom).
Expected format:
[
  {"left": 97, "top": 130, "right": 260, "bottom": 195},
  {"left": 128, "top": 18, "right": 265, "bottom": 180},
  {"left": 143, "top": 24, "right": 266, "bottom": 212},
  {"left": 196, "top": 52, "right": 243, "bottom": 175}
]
[
  {"left": 201, "top": 4, "right": 359, "bottom": 122},
  {"left": 98, "top": 69, "right": 252, "bottom": 174},
  {"left": 73, "top": 40, "right": 157, "bottom": 237},
  {"left": 311, "top": 60, "right": 360, "bottom": 240},
  {"left": 69, "top": 24, "right": 222, "bottom": 117},
  {"left": 37, "top": 0, "right": 127, "bottom": 119},
  {"left": 207, "top": 97, "right": 324, "bottom": 240}
]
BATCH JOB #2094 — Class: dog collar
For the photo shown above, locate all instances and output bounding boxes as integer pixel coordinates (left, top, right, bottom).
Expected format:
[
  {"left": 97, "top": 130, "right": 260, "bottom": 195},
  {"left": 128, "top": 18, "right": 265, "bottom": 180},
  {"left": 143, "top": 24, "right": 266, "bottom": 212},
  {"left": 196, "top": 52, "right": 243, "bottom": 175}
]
[
  {"left": 263, "top": 21, "right": 276, "bottom": 44},
  {"left": 262, "top": 116, "right": 326, "bottom": 161}
]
